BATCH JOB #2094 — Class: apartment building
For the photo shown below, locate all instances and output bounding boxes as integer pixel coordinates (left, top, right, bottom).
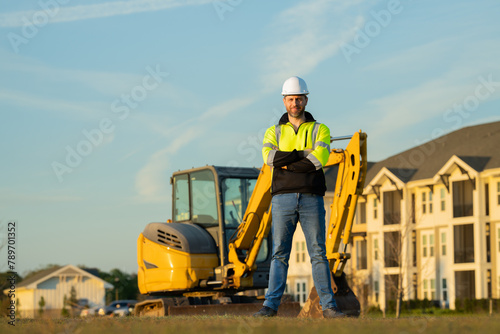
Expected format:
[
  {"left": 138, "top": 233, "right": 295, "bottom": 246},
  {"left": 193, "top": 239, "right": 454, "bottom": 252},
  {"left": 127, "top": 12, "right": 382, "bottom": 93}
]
[{"left": 287, "top": 121, "right": 500, "bottom": 310}]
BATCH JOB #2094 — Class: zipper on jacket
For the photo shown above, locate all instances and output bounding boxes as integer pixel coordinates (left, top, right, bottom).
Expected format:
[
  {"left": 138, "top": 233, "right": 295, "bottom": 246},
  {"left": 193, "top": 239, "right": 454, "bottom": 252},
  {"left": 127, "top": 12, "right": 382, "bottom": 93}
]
[{"left": 304, "top": 130, "right": 308, "bottom": 147}]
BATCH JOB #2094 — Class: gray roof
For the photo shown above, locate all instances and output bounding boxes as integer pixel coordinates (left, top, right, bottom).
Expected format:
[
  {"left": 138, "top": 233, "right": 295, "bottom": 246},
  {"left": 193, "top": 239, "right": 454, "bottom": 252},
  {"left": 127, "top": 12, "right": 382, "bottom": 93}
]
[
  {"left": 17, "top": 265, "right": 106, "bottom": 289},
  {"left": 366, "top": 121, "right": 500, "bottom": 184},
  {"left": 17, "top": 266, "right": 62, "bottom": 288}
]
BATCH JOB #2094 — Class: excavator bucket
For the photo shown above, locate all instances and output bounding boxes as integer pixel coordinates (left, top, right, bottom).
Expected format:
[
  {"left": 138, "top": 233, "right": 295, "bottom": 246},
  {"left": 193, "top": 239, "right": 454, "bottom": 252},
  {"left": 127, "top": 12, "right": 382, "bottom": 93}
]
[{"left": 298, "top": 272, "right": 361, "bottom": 318}]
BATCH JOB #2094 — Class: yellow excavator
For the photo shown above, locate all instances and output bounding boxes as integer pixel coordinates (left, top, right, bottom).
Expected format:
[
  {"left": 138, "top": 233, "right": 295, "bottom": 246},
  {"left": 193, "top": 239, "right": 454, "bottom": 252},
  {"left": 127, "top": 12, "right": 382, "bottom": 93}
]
[{"left": 135, "top": 131, "right": 367, "bottom": 317}]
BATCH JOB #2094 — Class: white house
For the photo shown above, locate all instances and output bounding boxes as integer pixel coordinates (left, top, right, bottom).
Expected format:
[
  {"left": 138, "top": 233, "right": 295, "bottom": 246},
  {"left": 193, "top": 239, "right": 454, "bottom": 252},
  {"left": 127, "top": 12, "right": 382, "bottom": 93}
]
[{"left": 4, "top": 264, "right": 113, "bottom": 318}]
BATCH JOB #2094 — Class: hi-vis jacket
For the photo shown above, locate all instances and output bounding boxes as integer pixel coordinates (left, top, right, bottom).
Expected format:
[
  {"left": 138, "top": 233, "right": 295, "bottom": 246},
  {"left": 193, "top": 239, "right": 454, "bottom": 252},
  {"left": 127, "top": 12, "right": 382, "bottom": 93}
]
[{"left": 262, "top": 112, "right": 331, "bottom": 196}]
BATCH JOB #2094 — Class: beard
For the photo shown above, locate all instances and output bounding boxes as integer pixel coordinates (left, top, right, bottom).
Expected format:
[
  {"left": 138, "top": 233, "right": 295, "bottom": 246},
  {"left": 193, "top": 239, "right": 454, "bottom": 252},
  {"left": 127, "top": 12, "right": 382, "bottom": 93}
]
[{"left": 287, "top": 105, "right": 305, "bottom": 119}]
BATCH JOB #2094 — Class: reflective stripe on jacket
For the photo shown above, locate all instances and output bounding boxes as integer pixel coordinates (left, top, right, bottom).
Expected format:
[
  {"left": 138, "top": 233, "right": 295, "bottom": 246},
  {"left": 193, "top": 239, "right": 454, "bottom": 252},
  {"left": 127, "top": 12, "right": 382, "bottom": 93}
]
[{"left": 262, "top": 112, "right": 330, "bottom": 196}]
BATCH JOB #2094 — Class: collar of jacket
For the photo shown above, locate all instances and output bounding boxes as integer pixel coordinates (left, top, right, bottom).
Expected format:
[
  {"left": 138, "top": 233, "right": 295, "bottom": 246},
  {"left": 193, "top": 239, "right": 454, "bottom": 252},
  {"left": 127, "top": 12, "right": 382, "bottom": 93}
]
[{"left": 278, "top": 111, "right": 316, "bottom": 125}]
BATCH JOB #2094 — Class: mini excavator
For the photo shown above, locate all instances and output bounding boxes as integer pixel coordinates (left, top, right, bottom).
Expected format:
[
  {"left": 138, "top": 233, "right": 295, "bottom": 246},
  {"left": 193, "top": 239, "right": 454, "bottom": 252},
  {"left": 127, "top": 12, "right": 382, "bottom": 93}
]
[{"left": 135, "top": 131, "right": 367, "bottom": 317}]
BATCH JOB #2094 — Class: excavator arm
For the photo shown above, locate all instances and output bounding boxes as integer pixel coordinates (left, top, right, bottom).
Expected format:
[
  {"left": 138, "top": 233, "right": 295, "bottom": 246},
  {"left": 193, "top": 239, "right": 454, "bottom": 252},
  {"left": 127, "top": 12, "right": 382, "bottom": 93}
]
[{"left": 226, "top": 165, "right": 273, "bottom": 287}]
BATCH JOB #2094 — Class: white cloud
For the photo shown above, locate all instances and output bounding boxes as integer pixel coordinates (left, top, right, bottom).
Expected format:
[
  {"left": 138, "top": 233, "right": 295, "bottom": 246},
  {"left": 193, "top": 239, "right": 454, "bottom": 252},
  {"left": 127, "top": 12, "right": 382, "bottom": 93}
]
[
  {"left": 0, "top": 89, "right": 106, "bottom": 120},
  {"left": 258, "top": 0, "right": 366, "bottom": 92},
  {"left": 0, "top": 0, "right": 214, "bottom": 27},
  {"left": 364, "top": 37, "right": 500, "bottom": 138},
  {"left": 0, "top": 188, "right": 83, "bottom": 203},
  {"left": 199, "top": 97, "right": 255, "bottom": 121},
  {"left": 134, "top": 95, "right": 257, "bottom": 202},
  {"left": 134, "top": 125, "right": 204, "bottom": 202}
]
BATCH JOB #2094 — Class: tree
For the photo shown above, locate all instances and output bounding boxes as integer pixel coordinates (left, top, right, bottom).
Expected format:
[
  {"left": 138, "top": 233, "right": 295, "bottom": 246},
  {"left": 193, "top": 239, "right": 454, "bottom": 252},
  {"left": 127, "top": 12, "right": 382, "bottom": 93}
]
[
  {"left": 382, "top": 200, "right": 433, "bottom": 318},
  {"left": 0, "top": 271, "right": 23, "bottom": 317},
  {"left": 95, "top": 268, "right": 139, "bottom": 303},
  {"left": 38, "top": 296, "right": 45, "bottom": 317},
  {"left": 61, "top": 295, "right": 70, "bottom": 317},
  {"left": 69, "top": 286, "right": 78, "bottom": 316},
  {"left": 16, "top": 298, "right": 21, "bottom": 317}
]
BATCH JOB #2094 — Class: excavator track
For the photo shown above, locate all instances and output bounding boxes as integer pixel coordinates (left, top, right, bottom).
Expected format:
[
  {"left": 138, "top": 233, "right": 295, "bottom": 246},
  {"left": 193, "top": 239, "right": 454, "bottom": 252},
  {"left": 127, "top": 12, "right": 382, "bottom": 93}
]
[{"left": 135, "top": 298, "right": 300, "bottom": 317}]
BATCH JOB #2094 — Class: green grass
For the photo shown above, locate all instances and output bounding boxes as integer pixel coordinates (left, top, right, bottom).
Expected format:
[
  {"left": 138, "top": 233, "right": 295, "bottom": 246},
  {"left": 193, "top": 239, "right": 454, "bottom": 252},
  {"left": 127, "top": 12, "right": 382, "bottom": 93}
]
[{"left": 1, "top": 315, "right": 499, "bottom": 334}]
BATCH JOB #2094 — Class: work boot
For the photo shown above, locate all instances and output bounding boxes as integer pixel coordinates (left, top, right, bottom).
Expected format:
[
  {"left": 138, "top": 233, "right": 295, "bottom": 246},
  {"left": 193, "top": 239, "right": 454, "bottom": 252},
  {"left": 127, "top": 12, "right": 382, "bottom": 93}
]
[
  {"left": 323, "top": 307, "right": 346, "bottom": 319},
  {"left": 253, "top": 306, "right": 277, "bottom": 317}
]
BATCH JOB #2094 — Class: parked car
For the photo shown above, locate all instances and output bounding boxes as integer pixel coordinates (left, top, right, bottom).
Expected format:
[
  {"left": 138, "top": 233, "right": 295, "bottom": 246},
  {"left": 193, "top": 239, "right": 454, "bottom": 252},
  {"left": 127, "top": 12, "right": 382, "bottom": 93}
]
[
  {"left": 80, "top": 304, "right": 102, "bottom": 317},
  {"left": 112, "top": 303, "right": 136, "bottom": 317},
  {"left": 98, "top": 300, "right": 137, "bottom": 316}
]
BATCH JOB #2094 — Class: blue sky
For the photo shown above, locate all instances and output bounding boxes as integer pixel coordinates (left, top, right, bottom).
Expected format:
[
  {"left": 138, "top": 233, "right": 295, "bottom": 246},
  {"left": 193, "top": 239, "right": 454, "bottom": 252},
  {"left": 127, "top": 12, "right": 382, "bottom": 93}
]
[{"left": 1, "top": 0, "right": 500, "bottom": 275}]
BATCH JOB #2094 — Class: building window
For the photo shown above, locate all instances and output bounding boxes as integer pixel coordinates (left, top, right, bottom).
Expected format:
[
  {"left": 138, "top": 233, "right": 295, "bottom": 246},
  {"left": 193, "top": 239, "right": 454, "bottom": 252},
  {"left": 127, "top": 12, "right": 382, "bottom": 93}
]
[
  {"left": 385, "top": 274, "right": 399, "bottom": 302},
  {"left": 423, "top": 279, "right": 436, "bottom": 300},
  {"left": 487, "top": 270, "right": 492, "bottom": 299},
  {"left": 497, "top": 181, "right": 500, "bottom": 205},
  {"left": 486, "top": 223, "right": 491, "bottom": 263},
  {"left": 455, "top": 270, "right": 475, "bottom": 299},
  {"left": 411, "top": 193, "right": 416, "bottom": 224},
  {"left": 454, "top": 224, "right": 474, "bottom": 263},
  {"left": 412, "top": 273, "right": 418, "bottom": 299},
  {"left": 374, "top": 198, "right": 378, "bottom": 219},
  {"left": 422, "top": 192, "right": 426, "bottom": 214},
  {"left": 422, "top": 235, "right": 427, "bottom": 257},
  {"left": 452, "top": 180, "right": 474, "bottom": 217},
  {"left": 374, "top": 239, "right": 379, "bottom": 261},
  {"left": 442, "top": 278, "right": 448, "bottom": 302},
  {"left": 412, "top": 230, "right": 417, "bottom": 267},
  {"left": 301, "top": 242, "right": 306, "bottom": 262},
  {"left": 440, "top": 188, "right": 446, "bottom": 211},
  {"left": 355, "top": 239, "right": 367, "bottom": 270},
  {"left": 422, "top": 191, "right": 433, "bottom": 214},
  {"left": 295, "top": 280, "right": 308, "bottom": 305},
  {"left": 485, "top": 183, "right": 490, "bottom": 216},
  {"left": 296, "top": 242, "right": 300, "bottom": 262},
  {"left": 384, "top": 190, "right": 401, "bottom": 225},
  {"left": 421, "top": 232, "right": 434, "bottom": 258},
  {"left": 498, "top": 228, "right": 500, "bottom": 252},
  {"left": 429, "top": 191, "right": 433, "bottom": 213},
  {"left": 441, "top": 232, "right": 447, "bottom": 256},
  {"left": 429, "top": 234, "right": 434, "bottom": 257},
  {"left": 356, "top": 201, "right": 366, "bottom": 224},
  {"left": 296, "top": 241, "right": 306, "bottom": 263},
  {"left": 374, "top": 281, "right": 379, "bottom": 302},
  {"left": 384, "top": 231, "right": 401, "bottom": 268}
]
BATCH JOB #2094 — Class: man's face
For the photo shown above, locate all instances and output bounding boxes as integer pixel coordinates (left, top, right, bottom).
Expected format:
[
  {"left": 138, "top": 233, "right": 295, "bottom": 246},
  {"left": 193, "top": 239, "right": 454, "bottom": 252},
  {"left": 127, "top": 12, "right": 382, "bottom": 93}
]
[{"left": 283, "top": 95, "right": 308, "bottom": 119}]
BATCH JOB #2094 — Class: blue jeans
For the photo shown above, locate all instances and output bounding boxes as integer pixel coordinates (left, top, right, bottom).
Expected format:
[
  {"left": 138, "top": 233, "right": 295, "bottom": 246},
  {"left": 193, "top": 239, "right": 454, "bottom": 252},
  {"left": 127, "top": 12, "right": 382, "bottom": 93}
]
[{"left": 263, "top": 193, "right": 337, "bottom": 311}]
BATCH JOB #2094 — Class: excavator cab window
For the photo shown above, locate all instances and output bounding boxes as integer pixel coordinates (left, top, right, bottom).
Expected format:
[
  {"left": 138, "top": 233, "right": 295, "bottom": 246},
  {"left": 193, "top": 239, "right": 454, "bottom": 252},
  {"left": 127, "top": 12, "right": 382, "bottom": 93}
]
[
  {"left": 221, "top": 177, "right": 269, "bottom": 263},
  {"left": 173, "top": 174, "right": 190, "bottom": 221},
  {"left": 221, "top": 178, "right": 257, "bottom": 228},
  {"left": 173, "top": 170, "right": 219, "bottom": 227}
]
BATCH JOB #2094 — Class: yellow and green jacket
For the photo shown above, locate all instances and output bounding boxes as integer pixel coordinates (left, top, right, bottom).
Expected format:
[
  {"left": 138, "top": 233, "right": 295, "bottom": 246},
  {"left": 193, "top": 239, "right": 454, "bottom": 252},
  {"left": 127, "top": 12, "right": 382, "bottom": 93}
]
[{"left": 262, "top": 112, "right": 330, "bottom": 196}]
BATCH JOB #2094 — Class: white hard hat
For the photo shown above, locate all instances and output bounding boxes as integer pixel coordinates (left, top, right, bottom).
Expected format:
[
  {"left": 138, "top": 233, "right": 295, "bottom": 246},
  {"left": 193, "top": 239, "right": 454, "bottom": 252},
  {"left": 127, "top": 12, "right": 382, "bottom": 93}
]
[{"left": 281, "top": 76, "right": 309, "bottom": 96}]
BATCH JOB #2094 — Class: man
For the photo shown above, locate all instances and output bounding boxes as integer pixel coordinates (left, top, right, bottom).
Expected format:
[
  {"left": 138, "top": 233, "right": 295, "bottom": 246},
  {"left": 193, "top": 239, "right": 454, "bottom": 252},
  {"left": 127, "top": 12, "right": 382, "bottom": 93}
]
[{"left": 254, "top": 76, "right": 344, "bottom": 318}]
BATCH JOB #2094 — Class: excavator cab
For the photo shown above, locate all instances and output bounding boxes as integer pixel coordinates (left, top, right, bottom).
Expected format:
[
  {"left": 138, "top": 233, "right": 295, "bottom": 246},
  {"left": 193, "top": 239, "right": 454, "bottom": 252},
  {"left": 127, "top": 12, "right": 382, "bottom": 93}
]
[{"left": 137, "top": 166, "right": 272, "bottom": 296}]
